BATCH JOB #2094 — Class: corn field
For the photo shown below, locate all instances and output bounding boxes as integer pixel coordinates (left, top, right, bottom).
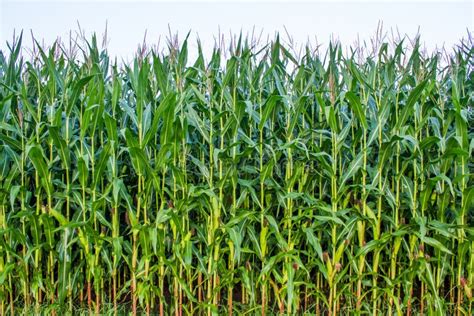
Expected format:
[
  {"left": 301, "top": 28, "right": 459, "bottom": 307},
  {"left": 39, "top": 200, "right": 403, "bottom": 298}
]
[{"left": 0, "top": 32, "right": 473, "bottom": 315}]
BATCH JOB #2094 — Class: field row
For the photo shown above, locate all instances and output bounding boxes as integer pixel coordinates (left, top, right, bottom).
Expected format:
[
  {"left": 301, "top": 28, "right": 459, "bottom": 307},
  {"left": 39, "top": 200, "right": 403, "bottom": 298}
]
[{"left": 0, "top": 33, "right": 473, "bottom": 315}]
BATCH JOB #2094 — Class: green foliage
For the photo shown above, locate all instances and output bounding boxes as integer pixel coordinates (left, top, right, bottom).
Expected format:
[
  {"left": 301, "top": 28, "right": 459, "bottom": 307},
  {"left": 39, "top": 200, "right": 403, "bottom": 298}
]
[{"left": 0, "top": 31, "right": 473, "bottom": 316}]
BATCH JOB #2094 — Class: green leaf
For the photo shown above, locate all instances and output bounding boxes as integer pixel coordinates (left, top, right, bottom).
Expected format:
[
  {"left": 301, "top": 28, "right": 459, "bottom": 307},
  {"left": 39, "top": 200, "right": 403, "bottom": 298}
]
[
  {"left": 338, "top": 150, "right": 365, "bottom": 191},
  {"left": 27, "top": 145, "right": 52, "bottom": 196},
  {"left": 345, "top": 91, "right": 367, "bottom": 129},
  {"left": 94, "top": 142, "right": 111, "bottom": 186},
  {"left": 396, "top": 80, "right": 428, "bottom": 129},
  {"left": 49, "top": 126, "right": 70, "bottom": 168},
  {"left": 67, "top": 74, "right": 97, "bottom": 116},
  {"left": 259, "top": 95, "right": 280, "bottom": 130}
]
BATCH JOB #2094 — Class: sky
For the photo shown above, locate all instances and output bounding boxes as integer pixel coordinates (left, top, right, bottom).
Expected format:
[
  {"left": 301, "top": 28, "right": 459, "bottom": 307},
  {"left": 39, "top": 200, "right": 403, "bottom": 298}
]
[{"left": 0, "top": 0, "right": 473, "bottom": 61}]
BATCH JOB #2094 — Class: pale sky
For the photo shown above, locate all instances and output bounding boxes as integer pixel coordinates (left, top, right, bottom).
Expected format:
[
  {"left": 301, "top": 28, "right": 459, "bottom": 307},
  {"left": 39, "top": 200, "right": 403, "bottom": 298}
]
[{"left": 1, "top": 0, "right": 473, "bottom": 61}]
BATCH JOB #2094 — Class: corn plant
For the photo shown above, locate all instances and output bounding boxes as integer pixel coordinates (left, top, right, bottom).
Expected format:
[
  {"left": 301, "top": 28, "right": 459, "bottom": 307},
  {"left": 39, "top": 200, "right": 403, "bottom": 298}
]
[{"left": 0, "top": 30, "right": 473, "bottom": 315}]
